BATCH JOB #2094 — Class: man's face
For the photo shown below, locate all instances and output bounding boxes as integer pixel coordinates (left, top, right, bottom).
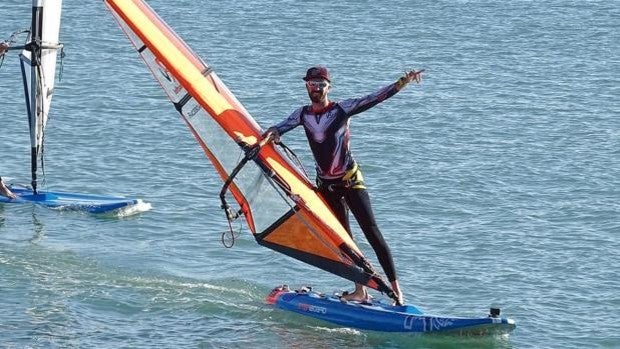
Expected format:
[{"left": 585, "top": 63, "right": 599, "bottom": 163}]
[{"left": 306, "top": 79, "right": 330, "bottom": 103}]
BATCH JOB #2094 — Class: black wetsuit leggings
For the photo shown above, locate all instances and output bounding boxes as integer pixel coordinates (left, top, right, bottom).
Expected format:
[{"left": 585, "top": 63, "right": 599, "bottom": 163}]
[{"left": 319, "top": 185, "right": 397, "bottom": 282}]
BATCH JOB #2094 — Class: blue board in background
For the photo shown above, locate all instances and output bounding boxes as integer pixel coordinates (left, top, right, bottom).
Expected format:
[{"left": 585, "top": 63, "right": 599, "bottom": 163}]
[
  {"left": 267, "top": 285, "right": 516, "bottom": 336},
  {"left": 1, "top": 184, "right": 145, "bottom": 214}
]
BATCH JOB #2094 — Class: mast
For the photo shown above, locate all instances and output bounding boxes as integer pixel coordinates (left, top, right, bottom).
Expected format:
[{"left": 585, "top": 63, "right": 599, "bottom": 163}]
[{"left": 28, "top": 0, "right": 44, "bottom": 193}]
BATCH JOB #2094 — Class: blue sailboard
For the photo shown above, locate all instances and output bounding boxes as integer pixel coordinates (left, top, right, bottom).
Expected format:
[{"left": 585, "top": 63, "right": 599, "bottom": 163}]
[
  {"left": 1, "top": 185, "right": 142, "bottom": 214},
  {"left": 267, "top": 286, "right": 516, "bottom": 335}
]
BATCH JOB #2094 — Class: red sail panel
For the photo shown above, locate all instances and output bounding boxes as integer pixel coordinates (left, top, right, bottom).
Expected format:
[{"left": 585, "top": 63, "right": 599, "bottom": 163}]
[{"left": 105, "top": 0, "right": 394, "bottom": 297}]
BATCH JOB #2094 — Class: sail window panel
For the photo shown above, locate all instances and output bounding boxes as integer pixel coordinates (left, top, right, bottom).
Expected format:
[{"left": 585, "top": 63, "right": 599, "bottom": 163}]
[
  {"left": 115, "top": 18, "right": 186, "bottom": 104},
  {"left": 180, "top": 100, "right": 291, "bottom": 233},
  {"left": 236, "top": 165, "right": 293, "bottom": 234}
]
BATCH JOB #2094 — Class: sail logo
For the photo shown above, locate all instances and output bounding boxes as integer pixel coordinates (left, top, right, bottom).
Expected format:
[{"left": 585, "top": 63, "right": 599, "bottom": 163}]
[
  {"left": 188, "top": 104, "right": 201, "bottom": 117},
  {"left": 157, "top": 63, "right": 173, "bottom": 82},
  {"left": 155, "top": 58, "right": 183, "bottom": 95},
  {"left": 298, "top": 303, "right": 327, "bottom": 314}
]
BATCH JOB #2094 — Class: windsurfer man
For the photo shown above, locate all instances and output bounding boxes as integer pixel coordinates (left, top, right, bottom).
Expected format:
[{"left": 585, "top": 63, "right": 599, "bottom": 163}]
[{"left": 265, "top": 66, "right": 423, "bottom": 305}]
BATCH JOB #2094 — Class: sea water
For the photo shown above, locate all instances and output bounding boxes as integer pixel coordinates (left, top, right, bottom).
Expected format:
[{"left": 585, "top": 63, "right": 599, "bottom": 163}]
[{"left": 0, "top": 1, "right": 618, "bottom": 348}]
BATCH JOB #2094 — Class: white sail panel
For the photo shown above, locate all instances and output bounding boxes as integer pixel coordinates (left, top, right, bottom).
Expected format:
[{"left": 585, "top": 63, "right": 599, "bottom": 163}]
[{"left": 38, "top": 0, "right": 63, "bottom": 137}]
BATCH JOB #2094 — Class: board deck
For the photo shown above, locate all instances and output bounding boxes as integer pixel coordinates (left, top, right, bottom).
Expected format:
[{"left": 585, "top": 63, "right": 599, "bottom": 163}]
[
  {"left": 267, "top": 285, "right": 516, "bottom": 335},
  {"left": 1, "top": 185, "right": 142, "bottom": 214}
]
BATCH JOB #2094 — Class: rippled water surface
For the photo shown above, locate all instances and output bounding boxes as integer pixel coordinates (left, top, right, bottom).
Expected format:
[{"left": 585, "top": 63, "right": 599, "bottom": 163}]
[{"left": 1, "top": 1, "right": 618, "bottom": 348}]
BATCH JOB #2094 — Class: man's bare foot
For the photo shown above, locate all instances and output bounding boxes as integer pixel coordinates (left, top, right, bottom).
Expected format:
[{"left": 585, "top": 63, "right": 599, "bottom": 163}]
[
  {"left": 340, "top": 285, "right": 368, "bottom": 303},
  {"left": 341, "top": 290, "right": 368, "bottom": 302},
  {"left": 391, "top": 280, "right": 404, "bottom": 306}
]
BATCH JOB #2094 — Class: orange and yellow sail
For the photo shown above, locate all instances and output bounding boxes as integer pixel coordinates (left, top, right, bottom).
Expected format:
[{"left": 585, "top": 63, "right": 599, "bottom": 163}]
[{"left": 104, "top": 0, "right": 396, "bottom": 300}]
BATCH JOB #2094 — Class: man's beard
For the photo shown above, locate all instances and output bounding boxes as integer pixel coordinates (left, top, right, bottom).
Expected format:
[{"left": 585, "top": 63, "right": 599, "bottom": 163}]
[{"left": 308, "top": 90, "right": 326, "bottom": 103}]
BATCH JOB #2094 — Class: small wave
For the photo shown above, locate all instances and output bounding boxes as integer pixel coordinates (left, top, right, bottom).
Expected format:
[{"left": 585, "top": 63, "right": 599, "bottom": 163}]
[
  {"left": 113, "top": 199, "right": 152, "bottom": 217},
  {"left": 312, "top": 325, "right": 363, "bottom": 336}
]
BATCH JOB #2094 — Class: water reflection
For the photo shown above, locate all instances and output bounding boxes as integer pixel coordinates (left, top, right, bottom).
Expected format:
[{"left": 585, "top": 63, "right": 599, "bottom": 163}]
[
  {"left": 0, "top": 203, "right": 5, "bottom": 228},
  {"left": 29, "top": 208, "right": 45, "bottom": 244},
  {"left": 0, "top": 203, "right": 46, "bottom": 243}
]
